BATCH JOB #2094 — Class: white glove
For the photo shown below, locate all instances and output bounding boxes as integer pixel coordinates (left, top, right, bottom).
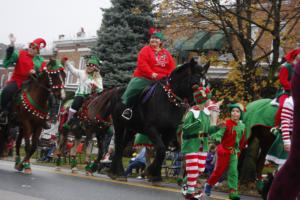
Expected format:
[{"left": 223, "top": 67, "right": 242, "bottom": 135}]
[{"left": 8, "top": 33, "right": 16, "bottom": 46}]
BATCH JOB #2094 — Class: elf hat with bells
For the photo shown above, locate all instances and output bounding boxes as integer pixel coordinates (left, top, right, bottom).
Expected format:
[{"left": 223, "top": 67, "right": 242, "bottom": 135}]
[
  {"left": 192, "top": 84, "right": 211, "bottom": 105},
  {"left": 30, "top": 38, "right": 46, "bottom": 52}
]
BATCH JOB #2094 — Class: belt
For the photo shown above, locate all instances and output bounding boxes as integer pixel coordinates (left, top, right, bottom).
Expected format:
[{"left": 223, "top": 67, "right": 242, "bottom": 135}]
[{"left": 223, "top": 145, "right": 235, "bottom": 154}]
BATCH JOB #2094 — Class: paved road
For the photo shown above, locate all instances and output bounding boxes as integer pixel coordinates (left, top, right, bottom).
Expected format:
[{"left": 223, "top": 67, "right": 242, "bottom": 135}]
[{"left": 0, "top": 160, "right": 261, "bottom": 200}]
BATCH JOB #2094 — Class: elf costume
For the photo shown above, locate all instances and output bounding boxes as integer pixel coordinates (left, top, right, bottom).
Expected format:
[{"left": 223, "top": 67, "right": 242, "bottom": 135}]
[
  {"left": 0, "top": 38, "right": 47, "bottom": 118},
  {"left": 266, "top": 96, "right": 293, "bottom": 167},
  {"left": 181, "top": 84, "right": 216, "bottom": 199},
  {"left": 204, "top": 103, "right": 246, "bottom": 200},
  {"left": 121, "top": 31, "right": 175, "bottom": 119},
  {"left": 275, "top": 48, "right": 300, "bottom": 126},
  {"left": 267, "top": 60, "right": 300, "bottom": 200}
]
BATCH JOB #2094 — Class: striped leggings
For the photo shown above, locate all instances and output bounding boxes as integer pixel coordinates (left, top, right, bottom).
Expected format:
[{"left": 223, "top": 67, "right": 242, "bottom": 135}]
[{"left": 185, "top": 152, "right": 207, "bottom": 192}]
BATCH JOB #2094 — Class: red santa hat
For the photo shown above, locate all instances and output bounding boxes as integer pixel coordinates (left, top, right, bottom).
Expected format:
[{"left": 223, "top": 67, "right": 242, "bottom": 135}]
[
  {"left": 284, "top": 48, "right": 300, "bottom": 63},
  {"left": 30, "top": 38, "right": 46, "bottom": 50}
]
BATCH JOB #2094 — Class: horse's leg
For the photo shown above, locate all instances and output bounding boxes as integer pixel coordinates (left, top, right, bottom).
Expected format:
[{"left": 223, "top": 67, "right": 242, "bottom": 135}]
[
  {"left": 0, "top": 125, "right": 10, "bottom": 157},
  {"left": 256, "top": 128, "right": 275, "bottom": 180},
  {"left": 55, "top": 130, "right": 66, "bottom": 170},
  {"left": 70, "top": 138, "right": 80, "bottom": 173},
  {"left": 145, "top": 127, "right": 166, "bottom": 183},
  {"left": 22, "top": 133, "right": 32, "bottom": 174},
  {"left": 109, "top": 125, "right": 128, "bottom": 180},
  {"left": 93, "top": 131, "right": 105, "bottom": 173},
  {"left": 84, "top": 129, "right": 95, "bottom": 176},
  {"left": 239, "top": 135, "right": 260, "bottom": 184},
  {"left": 23, "top": 127, "right": 42, "bottom": 174},
  {"left": 14, "top": 127, "right": 23, "bottom": 171},
  {"left": 84, "top": 130, "right": 94, "bottom": 163}
]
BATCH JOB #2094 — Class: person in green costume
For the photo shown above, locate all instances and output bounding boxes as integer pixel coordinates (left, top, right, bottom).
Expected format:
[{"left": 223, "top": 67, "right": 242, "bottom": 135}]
[{"left": 180, "top": 84, "right": 217, "bottom": 199}]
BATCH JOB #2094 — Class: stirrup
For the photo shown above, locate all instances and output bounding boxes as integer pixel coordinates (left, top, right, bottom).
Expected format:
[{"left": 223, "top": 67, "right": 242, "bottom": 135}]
[
  {"left": 121, "top": 108, "right": 132, "bottom": 120},
  {"left": 0, "top": 113, "right": 8, "bottom": 125}
]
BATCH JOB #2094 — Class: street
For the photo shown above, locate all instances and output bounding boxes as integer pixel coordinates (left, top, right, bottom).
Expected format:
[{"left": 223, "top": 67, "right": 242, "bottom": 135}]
[{"left": 0, "top": 160, "right": 261, "bottom": 200}]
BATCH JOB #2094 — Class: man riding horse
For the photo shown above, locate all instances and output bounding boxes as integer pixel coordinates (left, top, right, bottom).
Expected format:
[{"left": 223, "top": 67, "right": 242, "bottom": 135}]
[{"left": 0, "top": 34, "right": 51, "bottom": 129}]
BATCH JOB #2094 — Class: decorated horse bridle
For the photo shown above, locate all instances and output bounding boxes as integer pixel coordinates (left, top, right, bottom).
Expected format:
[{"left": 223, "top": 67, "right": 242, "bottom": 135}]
[
  {"left": 20, "top": 67, "right": 65, "bottom": 120},
  {"left": 30, "top": 67, "right": 65, "bottom": 92},
  {"left": 161, "top": 72, "right": 206, "bottom": 108}
]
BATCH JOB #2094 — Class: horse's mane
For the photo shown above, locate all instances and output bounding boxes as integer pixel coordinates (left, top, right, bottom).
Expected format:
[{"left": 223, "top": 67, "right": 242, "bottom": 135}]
[{"left": 88, "top": 87, "right": 125, "bottom": 119}]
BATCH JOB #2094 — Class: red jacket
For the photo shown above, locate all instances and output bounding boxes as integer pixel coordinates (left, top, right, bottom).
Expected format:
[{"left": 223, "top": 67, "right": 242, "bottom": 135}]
[
  {"left": 133, "top": 46, "right": 176, "bottom": 80},
  {"left": 219, "top": 119, "right": 246, "bottom": 152},
  {"left": 6, "top": 50, "right": 46, "bottom": 88},
  {"left": 279, "top": 63, "right": 294, "bottom": 91}
]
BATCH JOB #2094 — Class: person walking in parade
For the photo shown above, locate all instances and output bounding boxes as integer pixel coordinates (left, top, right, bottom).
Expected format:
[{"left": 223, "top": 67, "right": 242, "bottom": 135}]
[
  {"left": 0, "top": 34, "right": 50, "bottom": 129},
  {"left": 274, "top": 48, "right": 300, "bottom": 126},
  {"left": 204, "top": 103, "right": 247, "bottom": 200},
  {"left": 62, "top": 56, "right": 103, "bottom": 129},
  {"left": 121, "top": 30, "right": 176, "bottom": 120},
  {"left": 181, "top": 84, "right": 218, "bottom": 199}
]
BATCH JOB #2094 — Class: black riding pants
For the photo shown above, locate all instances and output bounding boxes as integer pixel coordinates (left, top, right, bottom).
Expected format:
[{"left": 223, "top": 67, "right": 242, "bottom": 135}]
[
  {"left": 1, "top": 82, "right": 18, "bottom": 111},
  {"left": 70, "top": 96, "right": 85, "bottom": 111}
]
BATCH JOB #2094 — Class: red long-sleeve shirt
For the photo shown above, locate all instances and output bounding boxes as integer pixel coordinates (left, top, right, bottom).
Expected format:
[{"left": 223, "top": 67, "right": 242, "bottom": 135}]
[
  {"left": 4, "top": 50, "right": 46, "bottom": 88},
  {"left": 133, "top": 46, "right": 176, "bottom": 80}
]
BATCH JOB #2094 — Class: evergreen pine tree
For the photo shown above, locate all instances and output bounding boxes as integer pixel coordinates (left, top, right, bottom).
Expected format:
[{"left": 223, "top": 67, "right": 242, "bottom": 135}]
[{"left": 95, "top": 0, "right": 154, "bottom": 88}]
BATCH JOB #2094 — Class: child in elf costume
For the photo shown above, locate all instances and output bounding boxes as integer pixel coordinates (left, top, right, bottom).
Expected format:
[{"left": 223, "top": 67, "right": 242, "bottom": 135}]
[
  {"left": 181, "top": 84, "right": 218, "bottom": 199},
  {"left": 204, "top": 103, "right": 247, "bottom": 200}
]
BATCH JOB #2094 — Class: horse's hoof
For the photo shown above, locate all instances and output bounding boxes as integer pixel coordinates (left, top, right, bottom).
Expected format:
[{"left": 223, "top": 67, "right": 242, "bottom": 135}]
[
  {"left": 115, "top": 176, "right": 127, "bottom": 182},
  {"left": 86, "top": 171, "right": 93, "bottom": 176},
  {"left": 24, "top": 168, "right": 32, "bottom": 175},
  {"left": 14, "top": 164, "right": 23, "bottom": 172},
  {"left": 107, "top": 172, "right": 117, "bottom": 180}
]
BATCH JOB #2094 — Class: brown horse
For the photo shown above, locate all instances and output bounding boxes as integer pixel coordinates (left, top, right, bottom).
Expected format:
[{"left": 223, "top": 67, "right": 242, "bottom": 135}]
[
  {"left": 0, "top": 59, "right": 66, "bottom": 174},
  {"left": 56, "top": 91, "right": 113, "bottom": 175}
]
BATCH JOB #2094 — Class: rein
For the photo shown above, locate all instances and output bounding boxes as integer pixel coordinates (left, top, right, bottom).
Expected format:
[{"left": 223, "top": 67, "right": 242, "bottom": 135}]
[
  {"left": 30, "top": 68, "right": 65, "bottom": 93},
  {"left": 159, "top": 79, "right": 189, "bottom": 108}
]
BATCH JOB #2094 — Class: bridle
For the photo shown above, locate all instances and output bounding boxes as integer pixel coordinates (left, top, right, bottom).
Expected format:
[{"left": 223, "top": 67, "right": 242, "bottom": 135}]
[{"left": 30, "top": 68, "right": 65, "bottom": 94}]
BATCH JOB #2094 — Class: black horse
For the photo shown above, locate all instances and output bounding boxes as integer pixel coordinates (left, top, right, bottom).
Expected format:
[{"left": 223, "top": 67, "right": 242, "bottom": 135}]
[{"left": 89, "top": 59, "right": 209, "bottom": 182}]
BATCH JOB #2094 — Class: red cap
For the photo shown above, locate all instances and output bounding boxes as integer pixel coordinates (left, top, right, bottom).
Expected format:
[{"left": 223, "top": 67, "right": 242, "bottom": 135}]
[
  {"left": 30, "top": 38, "right": 46, "bottom": 50},
  {"left": 284, "top": 48, "right": 300, "bottom": 63}
]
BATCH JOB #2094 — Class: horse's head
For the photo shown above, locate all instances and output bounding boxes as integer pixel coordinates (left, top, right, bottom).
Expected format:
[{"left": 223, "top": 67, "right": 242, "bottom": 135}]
[
  {"left": 169, "top": 58, "right": 210, "bottom": 105},
  {"left": 43, "top": 59, "right": 66, "bottom": 100}
]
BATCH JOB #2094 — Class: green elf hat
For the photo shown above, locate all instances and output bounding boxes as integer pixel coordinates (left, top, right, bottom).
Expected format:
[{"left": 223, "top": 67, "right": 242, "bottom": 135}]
[
  {"left": 46, "top": 59, "right": 64, "bottom": 73},
  {"left": 152, "top": 31, "right": 165, "bottom": 41},
  {"left": 192, "top": 84, "right": 211, "bottom": 105},
  {"left": 228, "top": 103, "right": 245, "bottom": 120},
  {"left": 86, "top": 55, "right": 102, "bottom": 70}
]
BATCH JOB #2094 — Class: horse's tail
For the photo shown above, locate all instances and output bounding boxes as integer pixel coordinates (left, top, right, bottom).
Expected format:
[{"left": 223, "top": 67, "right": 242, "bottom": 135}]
[{"left": 88, "top": 87, "right": 123, "bottom": 120}]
